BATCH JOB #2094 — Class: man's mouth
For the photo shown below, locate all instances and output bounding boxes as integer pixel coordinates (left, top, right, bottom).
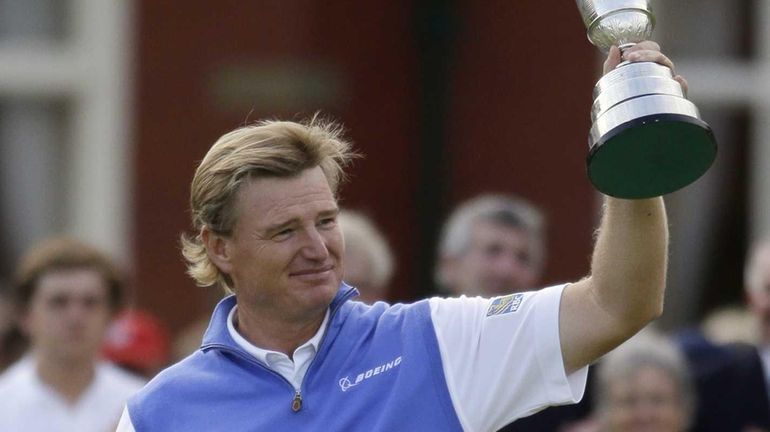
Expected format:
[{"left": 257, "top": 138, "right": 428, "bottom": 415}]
[{"left": 290, "top": 265, "right": 334, "bottom": 277}]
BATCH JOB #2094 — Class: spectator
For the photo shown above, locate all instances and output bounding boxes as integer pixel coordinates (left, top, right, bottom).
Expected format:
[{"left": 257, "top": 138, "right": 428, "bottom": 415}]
[
  {"left": 671, "top": 237, "right": 770, "bottom": 431},
  {"left": 745, "top": 237, "right": 770, "bottom": 378},
  {"left": 435, "top": 194, "right": 545, "bottom": 296},
  {"left": 435, "top": 195, "right": 596, "bottom": 432},
  {"left": 594, "top": 329, "right": 695, "bottom": 432},
  {"left": 701, "top": 305, "right": 758, "bottom": 345},
  {"left": 0, "top": 237, "right": 144, "bottom": 432},
  {"left": 338, "top": 209, "right": 394, "bottom": 304}
]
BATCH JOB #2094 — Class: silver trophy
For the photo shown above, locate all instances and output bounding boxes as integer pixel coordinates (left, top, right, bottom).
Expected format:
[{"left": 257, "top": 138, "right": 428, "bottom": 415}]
[{"left": 576, "top": 0, "right": 717, "bottom": 198}]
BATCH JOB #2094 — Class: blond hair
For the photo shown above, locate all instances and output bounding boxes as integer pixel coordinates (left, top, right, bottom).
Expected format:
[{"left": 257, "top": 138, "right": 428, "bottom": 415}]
[
  {"left": 596, "top": 328, "right": 695, "bottom": 428},
  {"left": 181, "top": 116, "right": 356, "bottom": 291}
]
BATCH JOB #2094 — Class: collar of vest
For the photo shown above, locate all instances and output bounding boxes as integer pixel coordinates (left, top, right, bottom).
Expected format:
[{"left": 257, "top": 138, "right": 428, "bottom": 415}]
[{"left": 199, "top": 282, "right": 359, "bottom": 351}]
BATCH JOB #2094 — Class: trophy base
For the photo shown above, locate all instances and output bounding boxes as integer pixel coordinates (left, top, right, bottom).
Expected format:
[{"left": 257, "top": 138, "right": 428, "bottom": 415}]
[{"left": 587, "top": 113, "right": 717, "bottom": 199}]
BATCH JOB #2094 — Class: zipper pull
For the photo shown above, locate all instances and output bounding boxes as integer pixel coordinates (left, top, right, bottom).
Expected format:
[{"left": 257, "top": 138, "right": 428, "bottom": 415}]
[{"left": 291, "top": 390, "right": 302, "bottom": 412}]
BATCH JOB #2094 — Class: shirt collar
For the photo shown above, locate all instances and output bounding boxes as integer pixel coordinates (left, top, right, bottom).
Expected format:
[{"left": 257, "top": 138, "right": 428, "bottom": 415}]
[{"left": 226, "top": 305, "right": 330, "bottom": 366}]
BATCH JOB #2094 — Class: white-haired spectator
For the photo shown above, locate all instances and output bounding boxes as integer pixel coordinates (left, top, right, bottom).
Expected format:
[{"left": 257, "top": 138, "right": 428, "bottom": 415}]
[
  {"left": 745, "top": 238, "right": 770, "bottom": 348},
  {"left": 339, "top": 209, "right": 394, "bottom": 304},
  {"left": 595, "top": 329, "right": 694, "bottom": 432},
  {"left": 435, "top": 194, "right": 545, "bottom": 296}
]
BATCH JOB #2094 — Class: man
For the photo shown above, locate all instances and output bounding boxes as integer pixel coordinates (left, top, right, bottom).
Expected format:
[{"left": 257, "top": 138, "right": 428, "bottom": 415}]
[
  {"left": 338, "top": 209, "right": 395, "bottom": 304},
  {"left": 594, "top": 330, "right": 695, "bottom": 432},
  {"left": 119, "top": 42, "right": 671, "bottom": 431},
  {"left": 666, "top": 239, "right": 770, "bottom": 432},
  {"left": 746, "top": 237, "right": 770, "bottom": 376},
  {"left": 435, "top": 194, "right": 545, "bottom": 296},
  {"left": 0, "top": 237, "right": 144, "bottom": 432}
]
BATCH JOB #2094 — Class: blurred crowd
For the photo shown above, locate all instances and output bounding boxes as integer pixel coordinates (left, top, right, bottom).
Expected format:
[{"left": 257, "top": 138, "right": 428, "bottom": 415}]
[{"left": 0, "top": 194, "right": 768, "bottom": 431}]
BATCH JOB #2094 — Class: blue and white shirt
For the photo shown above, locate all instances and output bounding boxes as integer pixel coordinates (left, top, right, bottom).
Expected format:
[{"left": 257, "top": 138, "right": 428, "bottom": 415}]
[{"left": 118, "top": 283, "right": 586, "bottom": 431}]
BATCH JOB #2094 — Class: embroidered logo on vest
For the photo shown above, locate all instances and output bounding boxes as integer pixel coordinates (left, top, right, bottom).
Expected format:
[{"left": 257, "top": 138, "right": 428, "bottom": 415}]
[{"left": 338, "top": 356, "right": 403, "bottom": 392}]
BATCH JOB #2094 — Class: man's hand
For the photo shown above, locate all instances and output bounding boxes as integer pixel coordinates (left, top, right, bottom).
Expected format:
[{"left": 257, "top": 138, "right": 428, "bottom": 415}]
[{"left": 603, "top": 41, "right": 688, "bottom": 95}]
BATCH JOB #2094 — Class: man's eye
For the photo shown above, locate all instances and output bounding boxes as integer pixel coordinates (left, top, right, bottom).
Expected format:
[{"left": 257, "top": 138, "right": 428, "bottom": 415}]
[
  {"left": 273, "top": 228, "right": 293, "bottom": 239},
  {"left": 319, "top": 217, "right": 337, "bottom": 227},
  {"left": 484, "top": 244, "right": 504, "bottom": 256},
  {"left": 48, "top": 295, "right": 69, "bottom": 309}
]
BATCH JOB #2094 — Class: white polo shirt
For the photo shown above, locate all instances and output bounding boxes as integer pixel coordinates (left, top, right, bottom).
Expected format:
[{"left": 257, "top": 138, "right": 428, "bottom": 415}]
[
  {"left": 0, "top": 356, "right": 144, "bottom": 432},
  {"left": 118, "top": 284, "right": 587, "bottom": 432},
  {"left": 226, "top": 305, "right": 330, "bottom": 390}
]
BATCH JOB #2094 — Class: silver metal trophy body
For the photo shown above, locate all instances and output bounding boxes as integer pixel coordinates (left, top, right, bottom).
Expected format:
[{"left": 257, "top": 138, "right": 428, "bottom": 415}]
[{"left": 576, "top": 0, "right": 716, "bottom": 199}]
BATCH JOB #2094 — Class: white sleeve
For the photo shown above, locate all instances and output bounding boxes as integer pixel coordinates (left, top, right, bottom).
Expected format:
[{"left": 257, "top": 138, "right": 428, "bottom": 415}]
[
  {"left": 429, "top": 284, "right": 588, "bottom": 432},
  {"left": 115, "top": 406, "right": 136, "bottom": 432}
]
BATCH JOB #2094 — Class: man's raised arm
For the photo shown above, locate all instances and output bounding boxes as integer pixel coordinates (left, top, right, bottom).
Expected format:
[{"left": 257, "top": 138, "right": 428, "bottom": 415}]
[
  {"left": 561, "top": 197, "right": 667, "bottom": 374},
  {"left": 559, "top": 42, "right": 676, "bottom": 374}
]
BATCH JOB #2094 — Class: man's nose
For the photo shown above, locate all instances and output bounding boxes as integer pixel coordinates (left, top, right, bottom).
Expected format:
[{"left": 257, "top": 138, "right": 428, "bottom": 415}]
[
  {"left": 63, "top": 301, "right": 91, "bottom": 323},
  {"left": 492, "top": 254, "right": 522, "bottom": 276},
  {"left": 300, "top": 228, "right": 330, "bottom": 260}
]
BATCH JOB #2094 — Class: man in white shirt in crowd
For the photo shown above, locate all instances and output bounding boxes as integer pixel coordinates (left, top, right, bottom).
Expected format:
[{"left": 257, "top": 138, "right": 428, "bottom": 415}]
[{"left": 0, "top": 237, "right": 144, "bottom": 432}]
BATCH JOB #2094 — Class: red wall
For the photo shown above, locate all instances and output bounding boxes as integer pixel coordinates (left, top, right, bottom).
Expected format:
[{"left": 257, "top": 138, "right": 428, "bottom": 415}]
[
  {"left": 133, "top": 1, "right": 597, "bottom": 334},
  {"left": 447, "top": 0, "right": 597, "bottom": 284}
]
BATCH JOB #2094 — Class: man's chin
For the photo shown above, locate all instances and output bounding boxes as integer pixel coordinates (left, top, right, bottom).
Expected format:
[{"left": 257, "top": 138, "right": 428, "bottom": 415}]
[{"left": 293, "top": 281, "right": 339, "bottom": 302}]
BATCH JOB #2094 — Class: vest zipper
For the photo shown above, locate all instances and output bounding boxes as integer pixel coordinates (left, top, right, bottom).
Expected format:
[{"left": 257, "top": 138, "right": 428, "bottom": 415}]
[
  {"left": 202, "top": 285, "right": 358, "bottom": 415},
  {"left": 291, "top": 390, "right": 302, "bottom": 412},
  {"left": 291, "top": 290, "right": 354, "bottom": 412},
  {"left": 295, "top": 287, "right": 356, "bottom": 411}
]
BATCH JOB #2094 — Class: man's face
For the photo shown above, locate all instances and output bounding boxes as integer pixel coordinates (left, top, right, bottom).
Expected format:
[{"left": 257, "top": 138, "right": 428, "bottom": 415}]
[
  {"left": 23, "top": 268, "right": 112, "bottom": 363},
  {"left": 604, "top": 366, "right": 687, "bottom": 432},
  {"left": 747, "top": 247, "right": 770, "bottom": 345},
  {"left": 444, "top": 220, "right": 539, "bottom": 296},
  {"left": 222, "top": 167, "right": 344, "bottom": 321}
]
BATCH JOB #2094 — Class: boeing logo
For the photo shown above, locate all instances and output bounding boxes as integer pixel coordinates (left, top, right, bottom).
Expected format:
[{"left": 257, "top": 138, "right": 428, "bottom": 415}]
[{"left": 338, "top": 356, "right": 403, "bottom": 392}]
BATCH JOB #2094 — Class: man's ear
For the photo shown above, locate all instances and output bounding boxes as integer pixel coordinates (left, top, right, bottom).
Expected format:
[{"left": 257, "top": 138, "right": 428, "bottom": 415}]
[{"left": 201, "top": 226, "right": 233, "bottom": 275}]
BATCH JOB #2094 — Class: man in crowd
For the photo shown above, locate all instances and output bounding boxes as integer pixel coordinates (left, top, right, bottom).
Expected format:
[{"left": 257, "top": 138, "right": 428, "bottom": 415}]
[
  {"left": 338, "top": 209, "right": 395, "bottom": 304},
  {"left": 435, "top": 194, "right": 545, "bottom": 296},
  {"left": 593, "top": 330, "right": 695, "bottom": 432},
  {"left": 0, "top": 237, "right": 144, "bottom": 431},
  {"left": 119, "top": 42, "right": 673, "bottom": 431},
  {"left": 746, "top": 237, "right": 770, "bottom": 385},
  {"left": 668, "top": 239, "right": 770, "bottom": 432}
]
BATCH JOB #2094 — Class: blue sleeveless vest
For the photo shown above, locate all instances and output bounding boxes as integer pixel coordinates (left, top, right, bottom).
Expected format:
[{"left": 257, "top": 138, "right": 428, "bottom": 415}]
[{"left": 127, "top": 285, "right": 463, "bottom": 431}]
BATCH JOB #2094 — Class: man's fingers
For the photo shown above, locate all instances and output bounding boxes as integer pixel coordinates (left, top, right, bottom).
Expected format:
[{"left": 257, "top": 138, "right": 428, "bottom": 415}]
[
  {"left": 624, "top": 40, "right": 661, "bottom": 52},
  {"left": 623, "top": 50, "right": 676, "bottom": 71},
  {"left": 603, "top": 45, "right": 622, "bottom": 74},
  {"left": 674, "top": 75, "right": 689, "bottom": 96}
]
